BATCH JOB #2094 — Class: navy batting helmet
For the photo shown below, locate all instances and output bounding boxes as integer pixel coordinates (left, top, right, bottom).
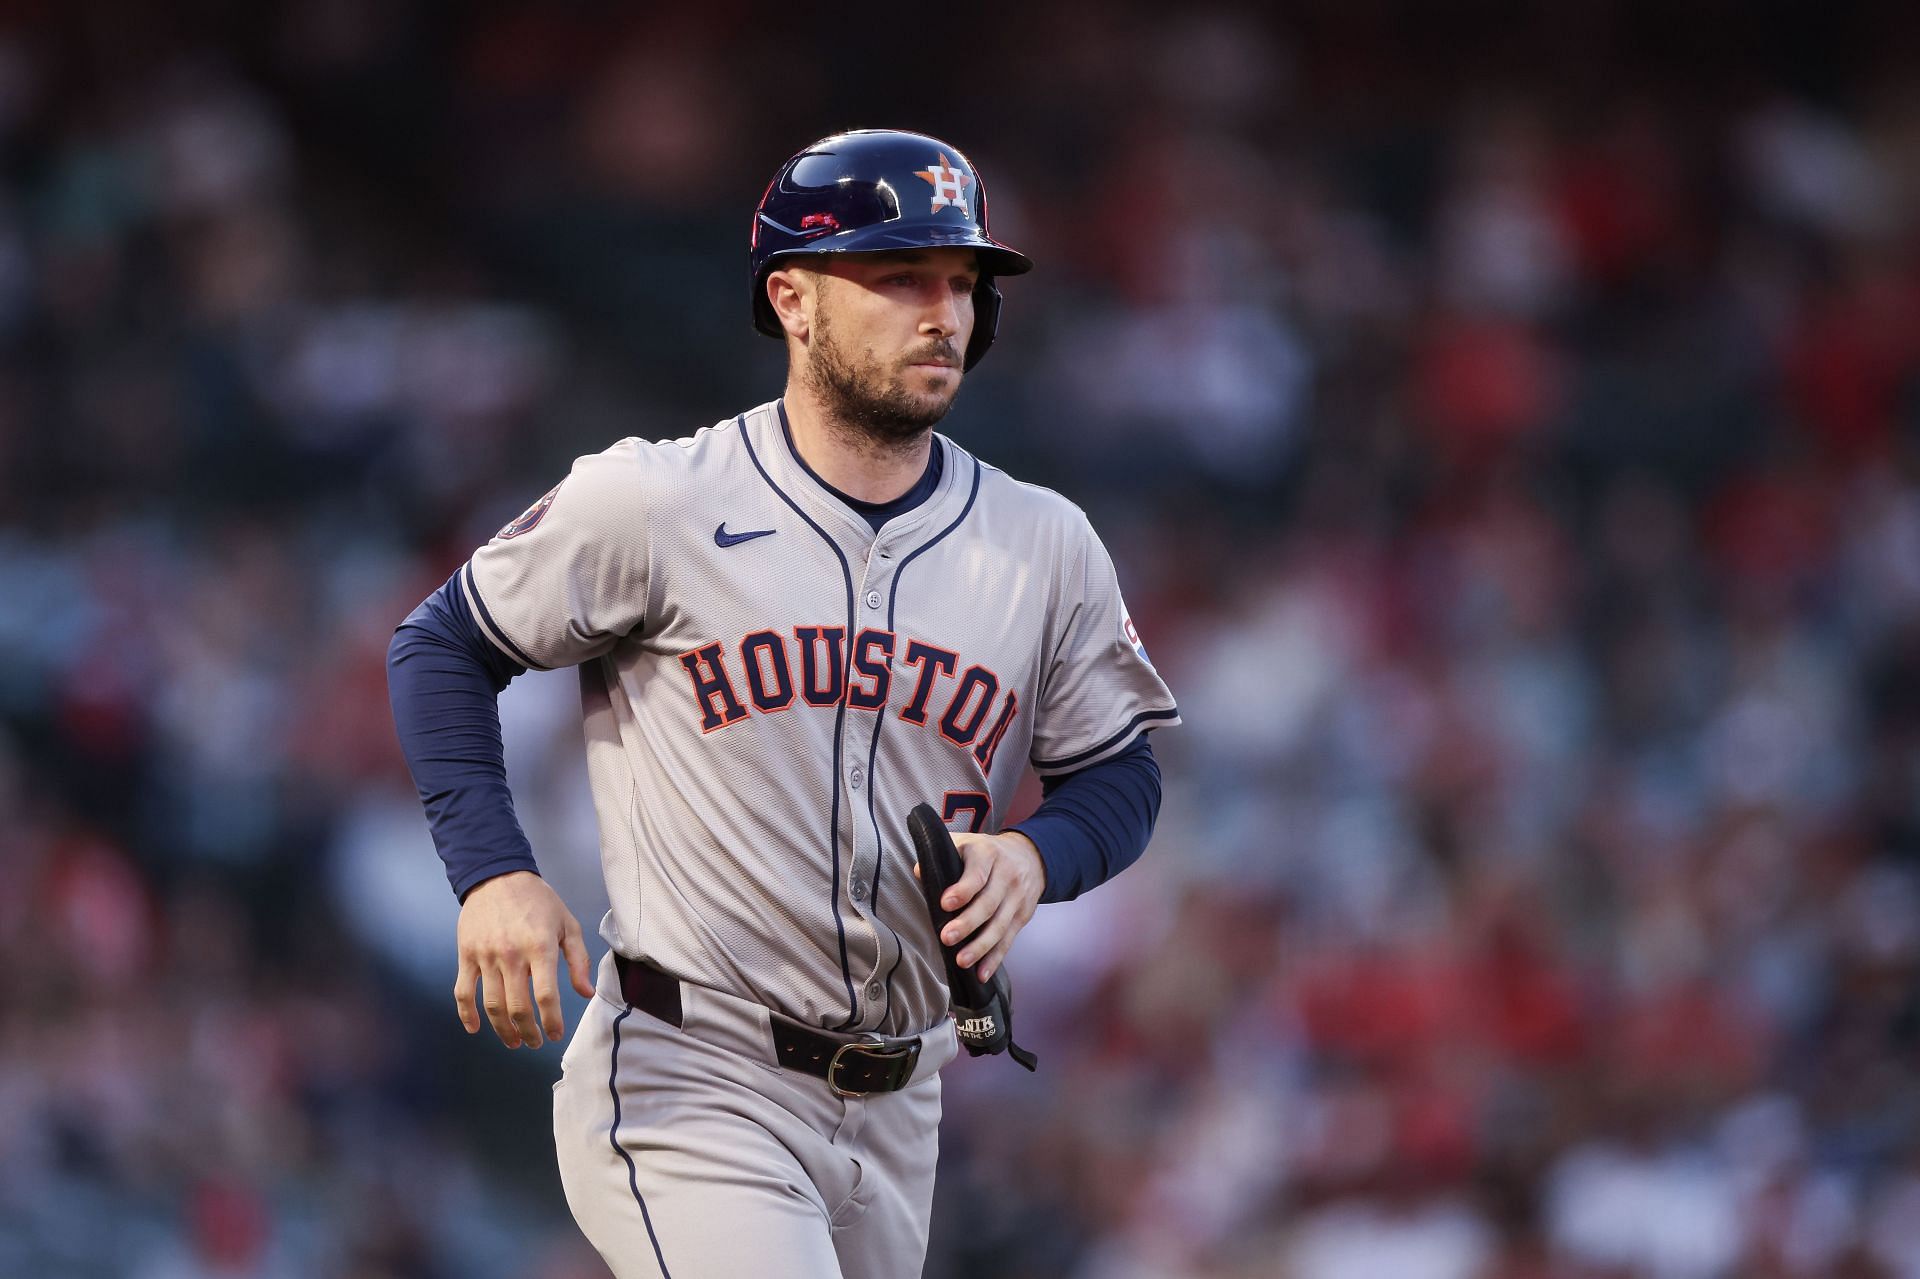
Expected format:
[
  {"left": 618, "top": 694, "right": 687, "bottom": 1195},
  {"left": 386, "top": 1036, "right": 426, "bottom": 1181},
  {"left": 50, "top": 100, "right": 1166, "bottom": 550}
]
[{"left": 750, "top": 129, "right": 1032, "bottom": 371}]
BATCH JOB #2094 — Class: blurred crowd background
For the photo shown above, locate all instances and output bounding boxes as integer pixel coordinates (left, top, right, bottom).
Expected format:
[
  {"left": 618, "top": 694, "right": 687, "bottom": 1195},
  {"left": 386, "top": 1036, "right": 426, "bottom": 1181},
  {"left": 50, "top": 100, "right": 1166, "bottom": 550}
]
[{"left": 4, "top": 2, "right": 1920, "bottom": 1276}]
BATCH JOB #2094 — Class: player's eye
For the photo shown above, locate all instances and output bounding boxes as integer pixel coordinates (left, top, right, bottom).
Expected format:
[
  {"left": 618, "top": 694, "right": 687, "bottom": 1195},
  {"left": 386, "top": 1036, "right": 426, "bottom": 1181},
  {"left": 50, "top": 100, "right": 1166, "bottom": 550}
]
[{"left": 954, "top": 278, "right": 977, "bottom": 296}]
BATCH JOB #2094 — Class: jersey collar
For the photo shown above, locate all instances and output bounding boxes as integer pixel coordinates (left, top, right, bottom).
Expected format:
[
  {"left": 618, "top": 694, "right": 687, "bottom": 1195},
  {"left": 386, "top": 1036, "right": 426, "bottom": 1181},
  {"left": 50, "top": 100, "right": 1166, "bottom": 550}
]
[{"left": 744, "top": 400, "right": 972, "bottom": 549}]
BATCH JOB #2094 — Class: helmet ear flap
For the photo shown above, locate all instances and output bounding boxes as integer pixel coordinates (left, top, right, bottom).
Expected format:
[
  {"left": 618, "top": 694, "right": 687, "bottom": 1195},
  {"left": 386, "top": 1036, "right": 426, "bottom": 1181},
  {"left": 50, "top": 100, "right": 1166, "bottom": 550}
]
[{"left": 963, "top": 277, "right": 1003, "bottom": 372}]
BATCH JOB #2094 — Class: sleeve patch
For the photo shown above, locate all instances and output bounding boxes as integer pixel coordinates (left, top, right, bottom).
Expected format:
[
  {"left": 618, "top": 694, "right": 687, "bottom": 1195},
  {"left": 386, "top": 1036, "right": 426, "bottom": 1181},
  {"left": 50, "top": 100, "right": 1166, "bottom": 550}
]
[
  {"left": 1122, "top": 603, "right": 1153, "bottom": 666},
  {"left": 498, "top": 483, "right": 562, "bottom": 539}
]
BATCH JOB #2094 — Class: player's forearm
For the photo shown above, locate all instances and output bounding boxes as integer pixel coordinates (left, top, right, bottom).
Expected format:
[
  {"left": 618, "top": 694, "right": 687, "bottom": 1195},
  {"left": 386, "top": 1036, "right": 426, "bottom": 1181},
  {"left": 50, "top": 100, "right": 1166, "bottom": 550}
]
[
  {"left": 1010, "top": 734, "right": 1162, "bottom": 903},
  {"left": 388, "top": 572, "right": 540, "bottom": 899}
]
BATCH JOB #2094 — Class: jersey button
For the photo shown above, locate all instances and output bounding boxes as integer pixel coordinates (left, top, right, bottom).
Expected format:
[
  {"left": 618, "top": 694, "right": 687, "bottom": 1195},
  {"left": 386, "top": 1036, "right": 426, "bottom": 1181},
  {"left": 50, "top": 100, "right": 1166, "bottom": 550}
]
[
  {"left": 865, "top": 589, "right": 882, "bottom": 610},
  {"left": 849, "top": 766, "right": 864, "bottom": 789},
  {"left": 851, "top": 877, "right": 869, "bottom": 901},
  {"left": 866, "top": 982, "right": 883, "bottom": 1002}
]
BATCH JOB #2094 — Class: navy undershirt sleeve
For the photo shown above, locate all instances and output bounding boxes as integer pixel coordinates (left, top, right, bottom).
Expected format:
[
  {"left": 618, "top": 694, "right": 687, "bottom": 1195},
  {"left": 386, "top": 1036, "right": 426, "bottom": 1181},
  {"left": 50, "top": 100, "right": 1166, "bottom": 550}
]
[
  {"left": 1010, "top": 734, "right": 1162, "bottom": 903},
  {"left": 386, "top": 570, "right": 539, "bottom": 899}
]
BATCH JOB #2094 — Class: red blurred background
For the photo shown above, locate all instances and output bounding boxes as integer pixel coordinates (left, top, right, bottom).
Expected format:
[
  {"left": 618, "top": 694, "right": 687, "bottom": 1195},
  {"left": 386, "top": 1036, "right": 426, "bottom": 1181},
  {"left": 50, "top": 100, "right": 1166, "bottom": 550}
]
[{"left": 3, "top": 3, "right": 1920, "bottom": 1276}]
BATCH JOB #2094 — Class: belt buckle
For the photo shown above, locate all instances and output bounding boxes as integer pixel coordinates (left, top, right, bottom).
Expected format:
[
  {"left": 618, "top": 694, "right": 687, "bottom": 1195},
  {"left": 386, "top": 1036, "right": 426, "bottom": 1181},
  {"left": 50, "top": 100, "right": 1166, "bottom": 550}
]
[{"left": 827, "top": 1039, "right": 920, "bottom": 1098}]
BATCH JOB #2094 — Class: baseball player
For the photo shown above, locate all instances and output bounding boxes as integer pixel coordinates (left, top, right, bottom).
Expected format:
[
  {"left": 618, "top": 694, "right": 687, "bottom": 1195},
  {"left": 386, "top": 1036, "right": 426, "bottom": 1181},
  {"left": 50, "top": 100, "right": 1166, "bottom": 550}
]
[{"left": 388, "top": 128, "right": 1178, "bottom": 1279}]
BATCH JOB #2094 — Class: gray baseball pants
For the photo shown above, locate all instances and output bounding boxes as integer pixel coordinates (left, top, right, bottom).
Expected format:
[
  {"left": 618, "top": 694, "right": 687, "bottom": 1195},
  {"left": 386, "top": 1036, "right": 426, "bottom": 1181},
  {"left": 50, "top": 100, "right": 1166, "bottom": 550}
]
[{"left": 553, "top": 951, "right": 957, "bottom": 1279}]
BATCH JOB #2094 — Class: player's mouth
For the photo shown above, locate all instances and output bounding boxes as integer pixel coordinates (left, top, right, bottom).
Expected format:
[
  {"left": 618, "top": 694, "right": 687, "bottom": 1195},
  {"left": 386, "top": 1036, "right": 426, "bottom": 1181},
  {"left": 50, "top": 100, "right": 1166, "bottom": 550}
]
[
  {"left": 906, "top": 361, "right": 959, "bottom": 385},
  {"left": 905, "top": 344, "right": 960, "bottom": 372}
]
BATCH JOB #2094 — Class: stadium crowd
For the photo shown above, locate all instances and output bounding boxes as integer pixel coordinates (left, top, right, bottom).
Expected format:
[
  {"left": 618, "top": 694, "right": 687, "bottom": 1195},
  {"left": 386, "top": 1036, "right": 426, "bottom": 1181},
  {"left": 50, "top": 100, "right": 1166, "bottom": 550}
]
[{"left": 3, "top": 3, "right": 1919, "bottom": 1276}]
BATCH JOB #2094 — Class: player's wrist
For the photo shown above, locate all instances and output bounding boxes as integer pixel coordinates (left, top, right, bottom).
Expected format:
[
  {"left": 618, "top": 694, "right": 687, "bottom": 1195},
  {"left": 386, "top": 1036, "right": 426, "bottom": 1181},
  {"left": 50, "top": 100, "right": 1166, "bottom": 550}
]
[
  {"left": 998, "top": 829, "right": 1046, "bottom": 898},
  {"left": 460, "top": 866, "right": 543, "bottom": 904}
]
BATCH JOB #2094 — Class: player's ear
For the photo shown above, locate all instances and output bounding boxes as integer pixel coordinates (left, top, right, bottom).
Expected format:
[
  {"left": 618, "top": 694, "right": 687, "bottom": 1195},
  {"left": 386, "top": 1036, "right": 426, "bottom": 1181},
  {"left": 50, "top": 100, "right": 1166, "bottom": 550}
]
[{"left": 766, "top": 266, "right": 816, "bottom": 342}]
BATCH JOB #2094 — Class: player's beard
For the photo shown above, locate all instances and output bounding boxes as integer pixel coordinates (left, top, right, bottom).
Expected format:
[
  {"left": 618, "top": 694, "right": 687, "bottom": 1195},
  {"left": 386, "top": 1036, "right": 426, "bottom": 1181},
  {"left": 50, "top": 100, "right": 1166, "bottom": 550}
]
[{"left": 804, "top": 308, "right": 961, "bottom": 452}]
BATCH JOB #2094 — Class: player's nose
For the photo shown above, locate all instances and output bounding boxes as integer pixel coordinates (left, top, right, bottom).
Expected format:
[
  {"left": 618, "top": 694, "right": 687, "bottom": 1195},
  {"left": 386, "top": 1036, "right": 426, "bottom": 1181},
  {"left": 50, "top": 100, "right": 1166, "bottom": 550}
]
[
  {"left": 919, "top": 299, "right": 956, "bottom": 336},
  {"left": 919, "top": 289, "right": 966, "bottom": 341}
]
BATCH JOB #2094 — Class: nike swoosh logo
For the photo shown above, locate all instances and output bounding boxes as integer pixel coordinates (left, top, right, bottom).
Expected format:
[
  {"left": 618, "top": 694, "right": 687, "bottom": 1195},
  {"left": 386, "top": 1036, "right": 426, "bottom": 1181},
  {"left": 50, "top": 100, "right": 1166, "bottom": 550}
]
[{"left": 715, "top": 523, "right": 776, "bottom": 548}]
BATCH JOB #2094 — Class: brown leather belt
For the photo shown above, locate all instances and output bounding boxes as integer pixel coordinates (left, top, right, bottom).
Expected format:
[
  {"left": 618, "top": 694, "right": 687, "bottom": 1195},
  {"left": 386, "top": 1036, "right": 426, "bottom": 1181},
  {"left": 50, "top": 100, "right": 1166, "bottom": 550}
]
[{"left": 614, "top": 954, "right": 922, "bottom": 1097}]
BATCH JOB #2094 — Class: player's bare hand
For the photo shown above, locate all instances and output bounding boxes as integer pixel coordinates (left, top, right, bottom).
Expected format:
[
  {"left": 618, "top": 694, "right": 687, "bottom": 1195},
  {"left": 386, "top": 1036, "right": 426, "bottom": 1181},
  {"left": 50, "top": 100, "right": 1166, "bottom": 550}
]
[
  {"left": 927, "top": 831, "right": 1045, "bottom": 982},
  {"left": 454, "top": 871, "right": 595, "bottom": 1049}
]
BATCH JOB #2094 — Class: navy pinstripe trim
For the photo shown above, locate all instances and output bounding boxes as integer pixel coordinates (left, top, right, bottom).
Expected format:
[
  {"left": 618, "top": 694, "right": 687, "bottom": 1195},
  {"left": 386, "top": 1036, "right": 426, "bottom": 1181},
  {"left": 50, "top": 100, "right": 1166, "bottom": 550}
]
[
  {"left": 872, "top": 448, "right": 983, "bottom": 1018},
  {"left": 740, "top": 413, "right": 862, "bottom": 1028},
  {"left": 608, "top": 1006, "right": 674, "bottom": 1278},
  {"left": 462, "top": 564, "right": 544, "bottom": 671},
  {"left": 886, "top": 449, "right": 983, "bottom": 629},
  {"left": 1033, "top": 708, "right": 1180, "bottom": 771}
]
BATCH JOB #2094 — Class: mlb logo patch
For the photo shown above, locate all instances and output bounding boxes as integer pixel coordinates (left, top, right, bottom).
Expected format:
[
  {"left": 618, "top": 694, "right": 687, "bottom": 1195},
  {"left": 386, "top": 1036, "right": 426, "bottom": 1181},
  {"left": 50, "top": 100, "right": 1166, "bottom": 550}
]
[
  {"left": 1122, "top": 607, "right": 1153, "bottom": 665},
  {"left": 499, "top": 484, "right": 561, "bottom": 539}
]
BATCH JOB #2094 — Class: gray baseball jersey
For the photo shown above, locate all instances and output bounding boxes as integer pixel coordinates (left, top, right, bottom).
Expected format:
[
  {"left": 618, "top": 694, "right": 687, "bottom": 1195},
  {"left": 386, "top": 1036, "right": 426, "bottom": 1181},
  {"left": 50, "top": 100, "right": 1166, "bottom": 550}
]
[{"left": 464, "top": 399, "right": 1178, "bottom": 1036}]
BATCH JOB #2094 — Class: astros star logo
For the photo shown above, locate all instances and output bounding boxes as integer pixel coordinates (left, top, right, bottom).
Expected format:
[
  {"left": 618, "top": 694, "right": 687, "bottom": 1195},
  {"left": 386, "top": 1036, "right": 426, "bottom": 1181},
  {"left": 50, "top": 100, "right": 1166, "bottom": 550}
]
[{"left": 913, "top": 154, "right": 972, "bottom": 216}]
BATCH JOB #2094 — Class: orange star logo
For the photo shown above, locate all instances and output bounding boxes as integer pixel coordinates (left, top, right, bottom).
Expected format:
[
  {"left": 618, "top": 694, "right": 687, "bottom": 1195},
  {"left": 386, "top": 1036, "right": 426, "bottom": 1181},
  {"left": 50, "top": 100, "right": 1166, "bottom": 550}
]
[{"left": 913, "top": 154, "right": 973, "bottom": 216}]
